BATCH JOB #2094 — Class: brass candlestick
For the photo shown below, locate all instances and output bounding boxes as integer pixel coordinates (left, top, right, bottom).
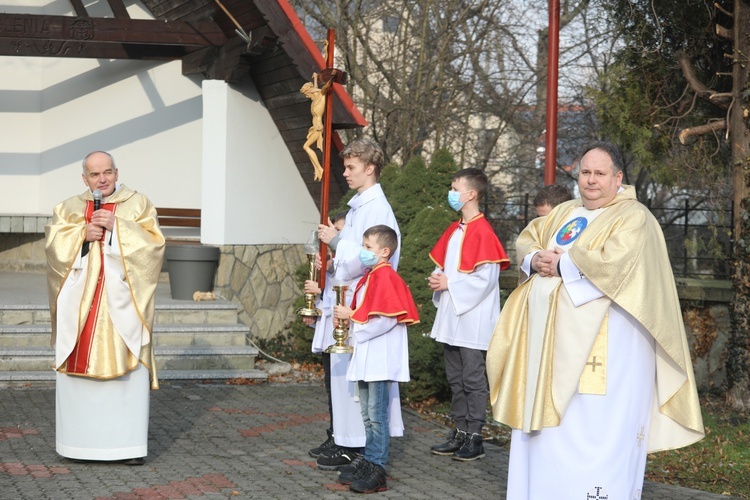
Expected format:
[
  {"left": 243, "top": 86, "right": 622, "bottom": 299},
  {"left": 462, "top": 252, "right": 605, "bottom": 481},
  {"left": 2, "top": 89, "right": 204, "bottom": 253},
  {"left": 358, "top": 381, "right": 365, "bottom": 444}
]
[
  {"left": 297, "top": 230, "right": 322, "bottom": 317},
  {"left": 325, "top": 283, "right": 353, "bottom": 354}
]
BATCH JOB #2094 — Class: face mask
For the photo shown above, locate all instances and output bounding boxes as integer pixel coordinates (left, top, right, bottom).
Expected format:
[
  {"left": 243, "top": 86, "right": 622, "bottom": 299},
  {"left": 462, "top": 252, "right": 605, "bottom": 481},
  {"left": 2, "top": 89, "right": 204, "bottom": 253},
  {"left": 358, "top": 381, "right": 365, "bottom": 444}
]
[
  {"left": 359, "top": 248, "right": 380, "bottom": 267},
  {"left": 448, "top": 190, "right": 465, "bottom": 211}
]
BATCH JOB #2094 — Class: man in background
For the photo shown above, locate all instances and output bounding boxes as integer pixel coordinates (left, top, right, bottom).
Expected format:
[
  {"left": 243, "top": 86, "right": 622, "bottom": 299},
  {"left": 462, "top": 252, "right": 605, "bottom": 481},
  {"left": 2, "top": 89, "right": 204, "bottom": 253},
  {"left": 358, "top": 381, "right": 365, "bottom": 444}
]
[{"left": 532, "top": 183, "right": 572, "bottom": 217}]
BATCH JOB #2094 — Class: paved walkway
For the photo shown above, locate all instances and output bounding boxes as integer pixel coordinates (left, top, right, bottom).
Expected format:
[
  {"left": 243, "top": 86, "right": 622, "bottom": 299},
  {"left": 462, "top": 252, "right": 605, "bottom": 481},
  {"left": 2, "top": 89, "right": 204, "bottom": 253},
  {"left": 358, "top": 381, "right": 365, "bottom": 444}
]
[
  {"left": 0, "top": 380, "right": 739, "bottom": 499},
  {"left": 0, "top": 271, "right": 740, "bottom": 499}
]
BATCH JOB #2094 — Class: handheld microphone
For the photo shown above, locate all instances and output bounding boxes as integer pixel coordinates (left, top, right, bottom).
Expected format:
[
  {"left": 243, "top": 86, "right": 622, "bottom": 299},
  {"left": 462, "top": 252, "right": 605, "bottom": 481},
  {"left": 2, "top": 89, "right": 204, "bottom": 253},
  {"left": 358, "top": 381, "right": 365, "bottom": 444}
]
[{"left": 93, "top": 190, "right": 102, "bottom": 211}]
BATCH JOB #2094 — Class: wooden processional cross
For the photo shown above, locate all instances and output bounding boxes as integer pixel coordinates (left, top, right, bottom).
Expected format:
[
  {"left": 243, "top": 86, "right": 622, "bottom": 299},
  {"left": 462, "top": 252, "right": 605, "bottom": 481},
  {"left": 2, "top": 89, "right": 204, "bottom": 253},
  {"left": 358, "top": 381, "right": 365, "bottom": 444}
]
[{"left": 301, "top": 29, "right": 347, "bottom": 290}]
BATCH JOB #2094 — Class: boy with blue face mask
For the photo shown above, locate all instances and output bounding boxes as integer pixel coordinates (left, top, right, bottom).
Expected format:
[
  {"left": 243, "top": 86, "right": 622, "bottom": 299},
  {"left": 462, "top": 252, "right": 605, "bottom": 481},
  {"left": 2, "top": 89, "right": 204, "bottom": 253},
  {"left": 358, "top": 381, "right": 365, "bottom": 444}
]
[
  {"left": 315, "top": 138, "right": 402, "bottom": 473},
  {"left": 332, "top": 225, "right": 419, "bottom": 493},
  {"left": 427, "top": 168, "right": 510, "bottom": 461}
]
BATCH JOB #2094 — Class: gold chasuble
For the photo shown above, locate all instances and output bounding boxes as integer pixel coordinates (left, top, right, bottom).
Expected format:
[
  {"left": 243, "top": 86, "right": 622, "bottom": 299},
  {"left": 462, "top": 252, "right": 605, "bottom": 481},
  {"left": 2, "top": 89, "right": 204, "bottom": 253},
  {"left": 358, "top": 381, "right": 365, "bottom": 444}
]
[
  {"left": 45, "top": 185, "right": 165, "bottom": 390},
  {"left": 486, "top": 186, "right": 704, "bottom": 453}
]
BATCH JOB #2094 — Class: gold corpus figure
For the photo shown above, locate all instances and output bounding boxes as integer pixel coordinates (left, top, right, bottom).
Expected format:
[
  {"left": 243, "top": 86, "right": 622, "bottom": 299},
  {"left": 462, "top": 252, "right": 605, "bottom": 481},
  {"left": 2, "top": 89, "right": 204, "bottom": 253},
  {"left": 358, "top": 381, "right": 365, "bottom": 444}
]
[{"left": 300, "top": 72, "right": 335, "bottom": 182}]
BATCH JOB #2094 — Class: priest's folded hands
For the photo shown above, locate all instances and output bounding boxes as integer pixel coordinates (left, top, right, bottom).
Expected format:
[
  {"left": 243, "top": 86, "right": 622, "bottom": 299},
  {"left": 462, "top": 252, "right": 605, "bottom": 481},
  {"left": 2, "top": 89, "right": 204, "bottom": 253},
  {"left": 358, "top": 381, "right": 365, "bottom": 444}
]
[{"left": 531, "top": 247, "right": 564, "bottom": 278}]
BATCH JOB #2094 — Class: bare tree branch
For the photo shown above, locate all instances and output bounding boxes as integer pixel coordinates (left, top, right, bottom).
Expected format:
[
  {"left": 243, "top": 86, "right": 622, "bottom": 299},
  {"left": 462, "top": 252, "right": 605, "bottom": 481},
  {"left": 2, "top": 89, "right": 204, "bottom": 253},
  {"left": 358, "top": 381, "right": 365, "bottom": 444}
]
[
  {"left": 678, "top": 119, "right": 726, "bottom": 144},
  {"left": 716, "top": 23, "right": 733, "bottom": 41},
  {"left": 676, "top": 50, "right": 732, "bottom": 108},
  {"left": 714, "top": 1, "right": 733, "bottom": 18}
]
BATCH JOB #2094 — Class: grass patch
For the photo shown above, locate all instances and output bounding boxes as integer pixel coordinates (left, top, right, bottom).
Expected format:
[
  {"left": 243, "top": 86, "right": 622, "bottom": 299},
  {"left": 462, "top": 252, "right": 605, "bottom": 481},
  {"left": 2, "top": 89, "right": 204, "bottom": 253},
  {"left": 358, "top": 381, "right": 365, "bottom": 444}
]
[
  {"left": 408, "top": 394, "right": 749, "bottom": 498},
  {"left": 645, "top": 396, "right": 750, "bottom": 498}
]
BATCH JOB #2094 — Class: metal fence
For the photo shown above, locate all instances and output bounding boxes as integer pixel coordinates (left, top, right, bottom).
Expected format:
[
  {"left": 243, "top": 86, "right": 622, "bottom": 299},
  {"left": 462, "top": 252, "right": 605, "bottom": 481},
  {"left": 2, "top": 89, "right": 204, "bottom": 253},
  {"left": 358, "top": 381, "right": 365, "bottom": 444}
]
[{"left": 485, "top": 194, "right": 734, "bottom": 280}]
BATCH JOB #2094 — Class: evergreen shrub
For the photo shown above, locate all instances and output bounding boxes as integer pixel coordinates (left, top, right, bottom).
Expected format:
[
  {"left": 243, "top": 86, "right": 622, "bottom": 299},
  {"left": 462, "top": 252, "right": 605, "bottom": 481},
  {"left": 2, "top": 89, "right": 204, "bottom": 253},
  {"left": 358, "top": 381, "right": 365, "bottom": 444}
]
[
  {"left": 383, "top": 149, "right": 459, "bottom": 402},
  {"left": 281, "top": 148, "right": 463, "bottom": 402},
  {"left": 399, "top": 205, "right": 455, "bottom": 401}
]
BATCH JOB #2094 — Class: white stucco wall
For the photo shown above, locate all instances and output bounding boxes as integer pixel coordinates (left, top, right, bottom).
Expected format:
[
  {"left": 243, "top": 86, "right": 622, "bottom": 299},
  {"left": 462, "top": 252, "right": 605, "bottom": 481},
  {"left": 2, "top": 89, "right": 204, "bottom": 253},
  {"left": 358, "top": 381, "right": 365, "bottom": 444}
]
[
  {"left": 201, "top": 81, "right": 320, "bottom": 245},
  {"left": 0, "top": 0, "right": 204, "bottom": 214},
  {"left": 0, "top": 57, "right": 43, "bottom": 213},
  {"left": 36, "top": 58, "right": 204, "bottom": 213},
  {"left": 0, "top": 0, "right": 318, "bottom": 246}
]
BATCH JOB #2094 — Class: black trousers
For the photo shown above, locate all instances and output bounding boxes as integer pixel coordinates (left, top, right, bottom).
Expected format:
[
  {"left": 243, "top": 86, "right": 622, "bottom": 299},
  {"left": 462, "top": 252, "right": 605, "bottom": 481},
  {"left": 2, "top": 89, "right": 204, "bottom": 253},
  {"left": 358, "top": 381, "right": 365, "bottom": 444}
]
[{"left": 443, "top": 344, "right": 488, "bottom": 435}]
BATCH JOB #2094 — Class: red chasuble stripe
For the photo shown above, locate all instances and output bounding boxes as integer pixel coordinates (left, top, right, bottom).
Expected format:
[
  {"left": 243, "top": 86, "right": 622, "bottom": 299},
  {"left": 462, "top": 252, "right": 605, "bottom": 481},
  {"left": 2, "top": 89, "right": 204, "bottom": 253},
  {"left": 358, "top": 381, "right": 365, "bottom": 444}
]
[{"left": 66, "top": 200, "right": 116, "bottom": 374}]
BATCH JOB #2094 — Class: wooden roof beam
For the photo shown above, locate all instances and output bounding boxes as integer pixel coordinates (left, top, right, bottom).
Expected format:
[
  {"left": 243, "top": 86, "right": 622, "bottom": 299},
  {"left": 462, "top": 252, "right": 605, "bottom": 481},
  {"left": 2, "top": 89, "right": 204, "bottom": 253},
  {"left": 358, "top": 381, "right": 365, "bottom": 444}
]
[
  {"left": 68, "top": 0, "right": 89, "bottom": 18},
  {"left": 0, "top": 13, "right": 226, "bottom": 47},
  {"left": 0, "top": 39, "right": 189, "bottom": 59},
  {"left": 182, "top": 36, "right": 250, "bottom": 82},
  {"left": 107, "top": 0, "right": 131, "bottom": 19}
]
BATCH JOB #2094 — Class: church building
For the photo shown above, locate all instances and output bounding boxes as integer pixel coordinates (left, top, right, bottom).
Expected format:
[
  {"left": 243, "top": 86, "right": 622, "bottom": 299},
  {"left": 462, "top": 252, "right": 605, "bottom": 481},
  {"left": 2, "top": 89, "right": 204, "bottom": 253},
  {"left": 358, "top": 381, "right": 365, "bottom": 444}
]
[{"left": 0, "top": 0, "right": 365, "bottom": 338}]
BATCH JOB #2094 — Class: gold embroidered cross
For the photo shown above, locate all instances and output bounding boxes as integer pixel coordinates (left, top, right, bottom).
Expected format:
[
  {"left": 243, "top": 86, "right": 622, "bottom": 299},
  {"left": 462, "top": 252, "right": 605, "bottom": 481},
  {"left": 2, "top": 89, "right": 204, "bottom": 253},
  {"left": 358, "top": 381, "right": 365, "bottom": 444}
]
[{"left": 585, "top": 356, "right": 603, "bottom": 372}]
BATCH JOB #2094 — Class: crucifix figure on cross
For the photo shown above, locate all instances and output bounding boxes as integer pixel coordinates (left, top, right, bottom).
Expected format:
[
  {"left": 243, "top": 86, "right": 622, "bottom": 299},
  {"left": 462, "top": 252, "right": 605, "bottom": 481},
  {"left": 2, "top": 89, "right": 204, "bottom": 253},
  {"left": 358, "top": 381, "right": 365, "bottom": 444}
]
[{"left": 300, "top": 68, "right": 345, "bottom": 182}]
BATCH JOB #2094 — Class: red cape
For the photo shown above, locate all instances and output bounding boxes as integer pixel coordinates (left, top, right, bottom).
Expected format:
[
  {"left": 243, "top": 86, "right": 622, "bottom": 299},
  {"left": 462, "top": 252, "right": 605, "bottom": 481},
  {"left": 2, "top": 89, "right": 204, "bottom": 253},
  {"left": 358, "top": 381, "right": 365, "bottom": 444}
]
[
  {"left": 350, "top": 263, "right": 420, "bottom": 325},
  {"left": 429, "top": 213, "right": 510, "bottom": 272}
]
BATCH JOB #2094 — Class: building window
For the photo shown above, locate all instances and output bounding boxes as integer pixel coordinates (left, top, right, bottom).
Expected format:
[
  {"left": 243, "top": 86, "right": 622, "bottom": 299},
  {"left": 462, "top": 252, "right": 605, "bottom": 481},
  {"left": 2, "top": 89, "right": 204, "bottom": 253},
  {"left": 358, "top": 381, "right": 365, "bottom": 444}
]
[{"left": 383, "top": 15, "right": 399, "bottom": 33}]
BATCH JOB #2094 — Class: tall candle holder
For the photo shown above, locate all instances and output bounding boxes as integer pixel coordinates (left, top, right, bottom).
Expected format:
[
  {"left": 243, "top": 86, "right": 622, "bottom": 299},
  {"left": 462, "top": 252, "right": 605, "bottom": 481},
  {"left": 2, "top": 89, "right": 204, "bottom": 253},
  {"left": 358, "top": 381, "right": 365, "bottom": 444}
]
[
  {"left": 325, "top": 281, "right": 353, "bottom": 354},
  {"left": 296, "top": 229, "right": 322, "bottom": 317}
]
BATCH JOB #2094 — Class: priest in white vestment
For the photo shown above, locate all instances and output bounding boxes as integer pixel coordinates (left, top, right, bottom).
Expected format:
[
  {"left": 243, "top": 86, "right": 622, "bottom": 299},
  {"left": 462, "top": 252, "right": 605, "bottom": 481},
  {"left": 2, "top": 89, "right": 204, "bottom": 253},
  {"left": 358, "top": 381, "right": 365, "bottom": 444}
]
[
  {"left": 45, "top": 151, "right": 164, "bottom": 464},
  {"left": 486, "top": 142, "right": 704, "bottom": 500}
]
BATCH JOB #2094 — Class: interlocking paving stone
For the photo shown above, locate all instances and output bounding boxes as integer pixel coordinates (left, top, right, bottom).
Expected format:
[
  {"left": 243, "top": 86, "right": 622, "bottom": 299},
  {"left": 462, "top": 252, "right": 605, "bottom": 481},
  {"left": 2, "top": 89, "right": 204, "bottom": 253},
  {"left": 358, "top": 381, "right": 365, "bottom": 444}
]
[{"left": 0, "top": 381, "right": 741, "bottom": 499}]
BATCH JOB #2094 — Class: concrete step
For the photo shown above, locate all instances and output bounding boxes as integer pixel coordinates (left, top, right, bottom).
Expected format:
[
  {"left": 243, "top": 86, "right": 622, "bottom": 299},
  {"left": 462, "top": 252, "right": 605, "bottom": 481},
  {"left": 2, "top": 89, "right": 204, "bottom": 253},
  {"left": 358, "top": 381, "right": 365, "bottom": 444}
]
[
  {"left": 0, "top": 301, "right": 241, "bottom": 326},
  {"left": 0, "top": 323, "right": 251, "bottom": 348},
  {"left": 0, "top": 324, "right": 49, "bottom": 347},
  {"left": 0, "top": 305, "right": 50, "bottom": 325},
  {"left": 0, "top": 273, "right": 258, "bottom": 382},
  {"left": 157, "top": 369, "right": 266, "bottom": 381},
  {"left": 0, "top": 347, "right": 54, "bottom": 371},
  {"left": 153, "top": 324, "right": 251, "bottom": 347},
  {"left": 156, "top": 346, "right": 258, "bottom": 371},
  {"left": 0, "top": 345, "right": 258, "bottom": 372},
  {"left": 0, "top": 368, "right": 267, "bottom": 387},
  {"left": 153, "top": 302, "right": 240, "bottom": 326}
]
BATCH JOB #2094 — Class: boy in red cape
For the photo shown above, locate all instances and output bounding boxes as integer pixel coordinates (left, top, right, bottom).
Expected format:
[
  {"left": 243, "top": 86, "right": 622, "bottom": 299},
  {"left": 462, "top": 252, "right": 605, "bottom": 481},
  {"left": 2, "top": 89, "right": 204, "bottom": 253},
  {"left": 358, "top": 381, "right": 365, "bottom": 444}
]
[
  {"left": 333, "top": 224, "right": 419, "bottom": 494},
  {"left": 428, "top": 167, "right": 509, "bottom": 461}
]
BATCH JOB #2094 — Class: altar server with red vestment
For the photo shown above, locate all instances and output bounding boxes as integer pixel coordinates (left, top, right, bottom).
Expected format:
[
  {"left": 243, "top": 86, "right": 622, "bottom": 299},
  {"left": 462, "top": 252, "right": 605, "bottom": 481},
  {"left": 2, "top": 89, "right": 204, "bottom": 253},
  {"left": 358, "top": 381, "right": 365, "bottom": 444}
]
[
  {"left": 428, "top": 167, "right": 509, "bottom": 461},
  {"left": 333, "top": 224, "right": 419, "bottom": 493},
  {"left": 316, "top": 138, "right": 404, "bottom": 472}
]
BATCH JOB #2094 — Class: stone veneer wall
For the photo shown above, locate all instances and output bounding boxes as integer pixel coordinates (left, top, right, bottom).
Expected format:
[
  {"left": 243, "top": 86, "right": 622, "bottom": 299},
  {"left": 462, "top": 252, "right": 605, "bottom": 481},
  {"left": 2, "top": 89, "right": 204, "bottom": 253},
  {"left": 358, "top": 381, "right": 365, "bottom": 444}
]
[
  {"left": 683, "top": 304, "right": 730, "bottom": 393},
  {"left": 214, "top": 244, "right": 306, "bottom": 340},
  {"left": 0, "top": 214, "right": 52, "bottom": 272},
  {"left": 0, "top": 234, "right": 47, "bottom": 272}
]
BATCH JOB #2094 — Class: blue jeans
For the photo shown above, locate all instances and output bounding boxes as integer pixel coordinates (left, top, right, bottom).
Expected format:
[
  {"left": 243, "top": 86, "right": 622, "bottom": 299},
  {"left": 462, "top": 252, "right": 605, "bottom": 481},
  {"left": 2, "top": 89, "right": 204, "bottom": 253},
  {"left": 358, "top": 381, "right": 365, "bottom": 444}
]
[{"left": 357, "top": 380, "right": 391, "bottom": 468}]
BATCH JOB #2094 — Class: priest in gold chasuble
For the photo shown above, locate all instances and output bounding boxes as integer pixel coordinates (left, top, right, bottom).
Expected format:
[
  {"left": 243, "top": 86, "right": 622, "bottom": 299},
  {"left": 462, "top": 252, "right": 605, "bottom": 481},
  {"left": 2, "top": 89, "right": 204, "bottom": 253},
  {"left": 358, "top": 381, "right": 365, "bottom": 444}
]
[
  {"left": 486, "top": 142, "right": 704, "bottom": 500},
  {"left": 45, "top": 151, "right": 164, "bottom": 463}
]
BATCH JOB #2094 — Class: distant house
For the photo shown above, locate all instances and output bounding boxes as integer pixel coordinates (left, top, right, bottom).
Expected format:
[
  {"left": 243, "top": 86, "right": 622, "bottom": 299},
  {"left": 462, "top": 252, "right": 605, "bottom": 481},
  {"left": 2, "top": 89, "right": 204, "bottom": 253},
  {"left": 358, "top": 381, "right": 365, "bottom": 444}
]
[{"left": 0, "top": 0, "right": 366, "bottom": 338}]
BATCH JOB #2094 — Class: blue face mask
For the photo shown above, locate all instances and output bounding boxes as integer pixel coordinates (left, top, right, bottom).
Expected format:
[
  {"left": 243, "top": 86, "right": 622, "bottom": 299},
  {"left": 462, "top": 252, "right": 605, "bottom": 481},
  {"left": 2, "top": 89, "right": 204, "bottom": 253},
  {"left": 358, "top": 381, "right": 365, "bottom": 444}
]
[
  {"left": 448, "top": 190, "right": 465, "bottom": 211},
  {"left": 359, "top": 248, "right": 380, "bottom": 267}
]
